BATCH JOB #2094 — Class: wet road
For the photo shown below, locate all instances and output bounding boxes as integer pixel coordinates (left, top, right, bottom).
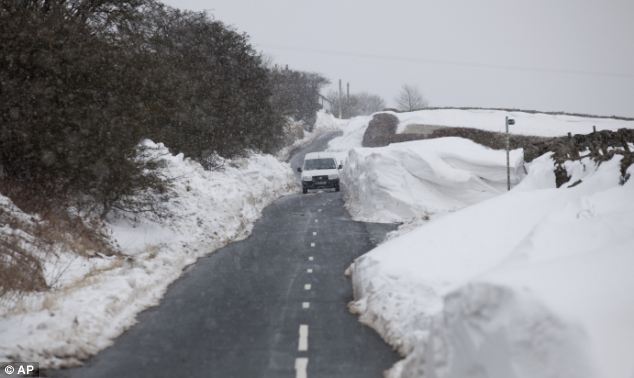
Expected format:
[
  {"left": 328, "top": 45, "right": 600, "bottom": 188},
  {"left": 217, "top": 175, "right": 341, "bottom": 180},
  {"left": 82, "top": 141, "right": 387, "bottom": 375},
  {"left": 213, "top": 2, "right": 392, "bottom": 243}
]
[{"left": 52, "top": 133, "right": 397, "bottom": 378}]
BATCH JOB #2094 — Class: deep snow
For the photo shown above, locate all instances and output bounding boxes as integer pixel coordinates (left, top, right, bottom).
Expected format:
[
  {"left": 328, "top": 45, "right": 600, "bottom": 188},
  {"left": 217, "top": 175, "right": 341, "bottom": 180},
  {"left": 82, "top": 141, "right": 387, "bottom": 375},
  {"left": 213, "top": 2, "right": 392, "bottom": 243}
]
[
  {"left": 348, "top": 153, "right": 634, "bottom": 378},
  {"left": 341, "top": 138, "right": 524, "bottom": 223},
  {"left": 329, "top": 109, "right": 634, "bottom": 378},
  {"left": 0, "top": 141, "right": 296, "bottom": 367},
  {"left": 392, "top": 108, "right": 634, "bottom": 137},
  {"left": 277, "top": 110, "right": 348, "bottom": 161}
]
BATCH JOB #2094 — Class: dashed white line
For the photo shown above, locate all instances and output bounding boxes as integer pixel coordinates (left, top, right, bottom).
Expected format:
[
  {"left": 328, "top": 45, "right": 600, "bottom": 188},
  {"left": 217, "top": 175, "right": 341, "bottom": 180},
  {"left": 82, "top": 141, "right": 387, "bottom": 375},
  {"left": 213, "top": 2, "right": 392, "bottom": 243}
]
[
  {"left": 307, "top": 268, "right": 313, "bottom": 274},
  {"left": 310, "top": 242, "right": 315, "bottom": 247},
  {"left": 318, "top": 209, "right": 322, "bottom": 212},
  {"left": 314, "top": 219, "right": 318, "bottom": 223},
  {"left": 312, "top": 231, "right": 317, "bottom": 236},
  {"left": 302, "top": 302, "right": 310, "bottom": 309},
  {"left": 298, "top": 324, "right": 309, "bottom": 352},
  {"left": 295, "top": 357, "right": 308, "bottom": 378},
  {"left": 308, "top": 256, "right": 314, "bottom": 261},
  {"left": 304, "top": 283, "right": 311, "bottom": 290}
]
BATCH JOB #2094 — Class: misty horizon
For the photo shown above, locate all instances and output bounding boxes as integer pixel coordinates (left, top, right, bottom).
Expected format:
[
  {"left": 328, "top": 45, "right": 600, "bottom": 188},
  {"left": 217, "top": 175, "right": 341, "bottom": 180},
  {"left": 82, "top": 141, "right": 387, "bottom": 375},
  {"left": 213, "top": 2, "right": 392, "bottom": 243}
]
[{"left": 162, "top": 0, "right": 634, "bottom": 117}]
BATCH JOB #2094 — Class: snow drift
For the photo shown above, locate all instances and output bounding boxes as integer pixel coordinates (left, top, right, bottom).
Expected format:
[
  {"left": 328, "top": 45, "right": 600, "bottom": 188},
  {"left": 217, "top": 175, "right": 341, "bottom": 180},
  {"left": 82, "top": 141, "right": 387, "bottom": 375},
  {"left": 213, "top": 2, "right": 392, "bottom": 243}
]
[
  {"left": 349, "top": 153, "right": 634, "bottom": 378},
  {"left": 325, "top": 109, "right": 634, "bottom": 160},
  {"left": 277, "top": 110, "right": 347, "bottom": 161},
  {"left": 341, "top": 138, "right": 524, "bottom": 223},
  {"left": 0, "top": 141, "right": 296, "bottom": 367},
  {"left": 393, "top": 108, "right": 634, "bottom": 137}
]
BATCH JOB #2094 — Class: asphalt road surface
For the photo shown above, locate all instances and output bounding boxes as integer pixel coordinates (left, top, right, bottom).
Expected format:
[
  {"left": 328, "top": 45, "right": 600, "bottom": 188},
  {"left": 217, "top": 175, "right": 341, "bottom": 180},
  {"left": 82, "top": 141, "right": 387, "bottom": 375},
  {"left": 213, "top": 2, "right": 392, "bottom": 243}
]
[{"left": 52, "top": 133, "right": 398, "bottom": 378}]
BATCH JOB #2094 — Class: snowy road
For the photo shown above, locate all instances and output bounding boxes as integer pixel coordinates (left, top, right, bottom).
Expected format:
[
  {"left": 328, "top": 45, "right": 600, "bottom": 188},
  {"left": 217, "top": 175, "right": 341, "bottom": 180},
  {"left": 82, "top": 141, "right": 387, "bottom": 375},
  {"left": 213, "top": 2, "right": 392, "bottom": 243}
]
[{"left": 51, "top": 135, "right": 397, "bottom": 378}]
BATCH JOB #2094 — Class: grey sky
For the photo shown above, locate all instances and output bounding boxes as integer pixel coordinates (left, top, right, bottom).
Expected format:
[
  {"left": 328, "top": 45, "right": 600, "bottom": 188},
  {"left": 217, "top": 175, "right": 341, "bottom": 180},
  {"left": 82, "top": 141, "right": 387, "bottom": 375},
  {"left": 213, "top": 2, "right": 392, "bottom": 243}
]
[{"left": 162, "top": 0, "right": 634, "bottom": 116}]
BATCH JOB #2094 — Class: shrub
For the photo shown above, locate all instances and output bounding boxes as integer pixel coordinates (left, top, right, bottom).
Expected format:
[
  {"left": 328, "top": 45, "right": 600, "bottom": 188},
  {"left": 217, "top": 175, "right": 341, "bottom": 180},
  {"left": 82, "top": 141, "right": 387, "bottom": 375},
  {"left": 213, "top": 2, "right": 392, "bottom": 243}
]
[{"left": 0, "top": 1, "right": 165, "bottom": 216}]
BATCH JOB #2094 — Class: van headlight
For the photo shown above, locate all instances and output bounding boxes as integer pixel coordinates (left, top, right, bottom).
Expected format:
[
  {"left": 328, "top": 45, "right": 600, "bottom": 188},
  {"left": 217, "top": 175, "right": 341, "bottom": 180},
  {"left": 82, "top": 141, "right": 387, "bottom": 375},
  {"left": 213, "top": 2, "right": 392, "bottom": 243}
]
[
  {"left": 328, "top": 174, "right": 339, "bottom": 180},
  {"left": 302, "top": 175, "right": 312, "bottom": 181}
]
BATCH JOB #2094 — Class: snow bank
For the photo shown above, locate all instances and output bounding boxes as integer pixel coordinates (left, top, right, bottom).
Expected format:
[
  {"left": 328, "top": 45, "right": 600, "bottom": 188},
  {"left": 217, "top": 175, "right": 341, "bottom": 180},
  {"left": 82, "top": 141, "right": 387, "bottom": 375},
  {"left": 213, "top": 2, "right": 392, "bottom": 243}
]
[
  {"left": 0, "top": 141, "right": 296, "bottom": 367},
  {"left": 313, "top": 109, "right": 349, "bottom": 133},
  {"left": 341, "top": 137, "right": 525, "bottom": 223},
  {"left": 277, "top": 110, "right": 348, "bottom": 161},
  {"left": 325, "top": 109, "right": 634, "bottom": 162},
  {"left": 326, "top": 115, "right": 373, "bottom": 153},
  {"left": 349, "top": 154, "right": 634, "bottom": 378},
  {"left": 393, "top": 108, "right": 634, "bottom": 137}
]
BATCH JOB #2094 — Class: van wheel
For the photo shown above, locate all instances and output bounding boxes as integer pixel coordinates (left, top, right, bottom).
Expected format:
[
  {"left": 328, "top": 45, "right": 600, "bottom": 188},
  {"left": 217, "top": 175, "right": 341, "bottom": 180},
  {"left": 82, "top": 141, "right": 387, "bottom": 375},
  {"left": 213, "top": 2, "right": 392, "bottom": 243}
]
[
  {"left": 335, "top": 185, "right": 340, "bottom": 192},
  {"left": 302, "top": 188, "right": 308, "bottom": 194}
]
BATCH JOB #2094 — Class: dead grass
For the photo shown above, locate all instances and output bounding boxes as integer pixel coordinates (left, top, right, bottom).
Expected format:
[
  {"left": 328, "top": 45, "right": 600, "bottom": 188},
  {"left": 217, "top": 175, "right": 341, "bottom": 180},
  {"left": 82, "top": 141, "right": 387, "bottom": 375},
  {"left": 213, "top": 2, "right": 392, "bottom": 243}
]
[
  {"left": 0, "top": 238, "right": 48, "bottom": 296},
  {"left": 0, "top": 183, "right": 119, "bottom": 296}
]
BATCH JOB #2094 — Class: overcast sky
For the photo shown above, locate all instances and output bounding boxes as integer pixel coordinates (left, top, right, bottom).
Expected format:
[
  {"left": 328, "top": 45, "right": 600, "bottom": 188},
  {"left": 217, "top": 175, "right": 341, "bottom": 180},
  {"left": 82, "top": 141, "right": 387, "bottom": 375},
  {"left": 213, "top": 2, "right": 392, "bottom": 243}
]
[{"left": 162, "top": 0, "right": 634, "bottom": 116}]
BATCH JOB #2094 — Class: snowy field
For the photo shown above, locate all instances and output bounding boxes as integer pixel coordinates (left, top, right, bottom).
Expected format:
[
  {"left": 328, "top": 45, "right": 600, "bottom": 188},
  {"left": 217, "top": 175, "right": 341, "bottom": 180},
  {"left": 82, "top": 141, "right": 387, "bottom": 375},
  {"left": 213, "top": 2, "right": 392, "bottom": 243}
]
[
  {"left": 324, "top": 109, "right": 634, "bottom": 377},
  {"left": 318, "top": 110, "right": 634, "bottom": 378},
  {"left": 392, "top": 108, "right": 634, "bottom": 137},
  {"left": 349, "top": 153, "right": 634, "bottom": 378},
  {"left": 0, "top": 141, "right": 296, "bottom": 367}
]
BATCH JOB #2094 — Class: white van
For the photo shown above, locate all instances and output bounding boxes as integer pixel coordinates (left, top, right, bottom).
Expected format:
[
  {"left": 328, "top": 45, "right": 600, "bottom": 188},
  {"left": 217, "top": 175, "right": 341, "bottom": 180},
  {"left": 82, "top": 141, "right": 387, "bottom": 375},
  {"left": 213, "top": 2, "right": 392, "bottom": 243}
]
[{"left": 296, "top": 152, "right": 342, "bottom": 194}]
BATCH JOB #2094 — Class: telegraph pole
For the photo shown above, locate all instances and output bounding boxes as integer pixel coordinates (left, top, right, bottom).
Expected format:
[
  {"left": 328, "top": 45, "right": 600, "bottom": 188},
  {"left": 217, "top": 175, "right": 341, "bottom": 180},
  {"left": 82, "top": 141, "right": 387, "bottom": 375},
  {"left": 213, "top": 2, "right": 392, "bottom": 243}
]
[
  {"left": 505, "top": 116, "right": 515, "bottom": 191},
  {"left": 338, "top": 79, "right": 343, "bottom": 119},
  {"left": 346, "top": 82, "right": 350, "bottom": 102}
]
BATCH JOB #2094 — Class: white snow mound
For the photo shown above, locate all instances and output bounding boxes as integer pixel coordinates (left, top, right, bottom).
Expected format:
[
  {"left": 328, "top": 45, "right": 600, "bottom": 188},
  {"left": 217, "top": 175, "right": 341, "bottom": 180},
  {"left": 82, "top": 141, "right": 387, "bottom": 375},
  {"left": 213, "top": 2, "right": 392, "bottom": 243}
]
[
  {"left": 393, "top": 108, "right": 634, "bottom": 137},
  {"left": 350, "top": 153, "right": 634, "bottom": 378},
  {"left": 341, "top": 137, "right": 524, "bottom": 223}
]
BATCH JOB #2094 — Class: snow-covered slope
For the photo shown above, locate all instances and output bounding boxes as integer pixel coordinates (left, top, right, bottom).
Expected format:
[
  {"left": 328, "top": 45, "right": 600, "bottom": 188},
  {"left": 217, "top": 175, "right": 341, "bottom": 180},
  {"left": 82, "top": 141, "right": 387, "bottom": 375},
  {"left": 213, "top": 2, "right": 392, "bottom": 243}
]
[
  {"left": 324, "top": 109, "right": 634, "bottom": 158},
  {"left": 341, "top": 138, "right": 524, "bottom": 223},
  {"left": 326, "top": 115, "right": 373, "bottom": 152},
  {"left": 393, "top": 108, "right": 634, "bottom": 137},
  {"left": 0, "top": 141, "right": 296, "bottom": 367},
  {"left": 349, "top": 154, "right": 634, "bottom": 378},
  {"left": 277, "top": 110, "right": 348, "bottom": 160}
]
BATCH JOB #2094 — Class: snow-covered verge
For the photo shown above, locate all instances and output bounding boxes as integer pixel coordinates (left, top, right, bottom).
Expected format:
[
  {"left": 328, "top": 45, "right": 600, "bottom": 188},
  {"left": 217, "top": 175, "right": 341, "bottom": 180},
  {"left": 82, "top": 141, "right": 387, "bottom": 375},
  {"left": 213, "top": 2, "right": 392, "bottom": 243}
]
[
  {"left": 349, "top": 153, "right": 634, "bottom": 378},
  {"left": 277, "top": 110, "right": 348, "bottom": 161},
  {"left": 393, "top": 108, "right": 634, "bottom": 137},
  {"left": 340, "top": 137, "right": 524, "bottom": 223},
  {"left": 326, "top": 114, "right": 373, "bottom": 153},
  {"left": 0, "top": 140, "right": 296, "bottom": 368}
]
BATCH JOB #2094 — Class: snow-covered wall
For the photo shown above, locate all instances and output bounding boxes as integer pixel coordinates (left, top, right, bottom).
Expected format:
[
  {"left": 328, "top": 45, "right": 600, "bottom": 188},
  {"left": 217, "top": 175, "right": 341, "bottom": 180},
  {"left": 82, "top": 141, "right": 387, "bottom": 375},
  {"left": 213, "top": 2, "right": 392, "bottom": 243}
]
[{"left": 393, "top": 108, "right": 634, "bottom": 137}]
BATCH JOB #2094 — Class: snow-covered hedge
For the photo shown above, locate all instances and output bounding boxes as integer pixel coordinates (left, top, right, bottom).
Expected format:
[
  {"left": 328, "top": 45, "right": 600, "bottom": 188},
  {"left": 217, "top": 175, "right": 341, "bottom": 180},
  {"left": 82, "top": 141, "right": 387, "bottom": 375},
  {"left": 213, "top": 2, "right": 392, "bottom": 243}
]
[
  {"left": 349, "top": 153, "right": 634, "bottom": 378},
  {"left": 0, "top": 141, "right": 296, "bottom": 367}
]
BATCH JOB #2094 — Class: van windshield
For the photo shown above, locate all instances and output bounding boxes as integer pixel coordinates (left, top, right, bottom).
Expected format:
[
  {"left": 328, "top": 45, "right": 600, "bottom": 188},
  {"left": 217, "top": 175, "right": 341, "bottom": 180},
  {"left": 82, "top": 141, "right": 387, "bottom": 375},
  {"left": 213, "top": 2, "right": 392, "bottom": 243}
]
[{"left": 304, "top": 158, "right": 336, "bottom": 170}]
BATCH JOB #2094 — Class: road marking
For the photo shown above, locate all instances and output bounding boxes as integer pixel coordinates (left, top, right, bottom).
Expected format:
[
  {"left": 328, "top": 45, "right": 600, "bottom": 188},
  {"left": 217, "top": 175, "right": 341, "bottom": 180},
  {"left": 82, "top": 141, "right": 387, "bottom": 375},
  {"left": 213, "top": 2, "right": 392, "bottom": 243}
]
[
  {"left": 314, "top": 219, "right": 319, "bottom": 223},
  {"left": 302, "top": 302, "right": 310, "bottom": 309},
  {"left": 318, "top": 209, "right": 322, "bottom": 212},
  {"left": 312, "top": 231, "right": 317, "bottom": 236},
  {"left": 298, "top": 324, "right": 309, "bottom": 351},
  {"left": 304, "top": 283, "right": 311, "bottom": 290},
  {"left": 308, "top": 256, "right": 314, "bottom": 261},
  {"left": 307, "top": 268, "right": 313, "bottom": 273},
  {"left": 310, "top": 242, "right": 315, "bottom": 247},
  {"left": 295, "top": 357, "right": 308, "bottom": 378}
]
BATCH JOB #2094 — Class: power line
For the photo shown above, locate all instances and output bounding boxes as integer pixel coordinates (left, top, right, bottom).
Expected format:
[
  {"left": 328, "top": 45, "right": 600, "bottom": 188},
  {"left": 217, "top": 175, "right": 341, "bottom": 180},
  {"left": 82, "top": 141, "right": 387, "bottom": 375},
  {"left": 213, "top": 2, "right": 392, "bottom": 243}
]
[{"left": 257, "top": 44, "right": 634, "bottom": 80}]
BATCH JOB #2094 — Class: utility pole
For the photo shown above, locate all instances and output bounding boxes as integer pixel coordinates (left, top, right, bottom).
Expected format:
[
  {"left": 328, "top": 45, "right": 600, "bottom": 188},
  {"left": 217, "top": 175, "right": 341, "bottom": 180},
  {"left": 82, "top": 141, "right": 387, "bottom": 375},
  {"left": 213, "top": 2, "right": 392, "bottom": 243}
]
[
  {"left": 505, "top": 116, "right": 515, "bottom": 191},
  {"left": 346, "top": 82, "right": 350, "bottom": 102},
  {"left": 338, "top": 79, "right": 343, "bottom": 119}
]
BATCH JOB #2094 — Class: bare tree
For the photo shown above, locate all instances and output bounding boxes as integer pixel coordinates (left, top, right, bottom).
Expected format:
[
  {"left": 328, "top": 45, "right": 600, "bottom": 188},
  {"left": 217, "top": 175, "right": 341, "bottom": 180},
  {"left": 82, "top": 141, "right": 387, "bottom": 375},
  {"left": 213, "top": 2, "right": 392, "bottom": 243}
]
[
  {"left": 395, "top": 84, "right": 427, "bottom": 111},
  {"left": 326, "top": 91, "right": 385, "bottom": 118},
  {"left": 353, "top": 92, "right": 386, "bottom": 115}
]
